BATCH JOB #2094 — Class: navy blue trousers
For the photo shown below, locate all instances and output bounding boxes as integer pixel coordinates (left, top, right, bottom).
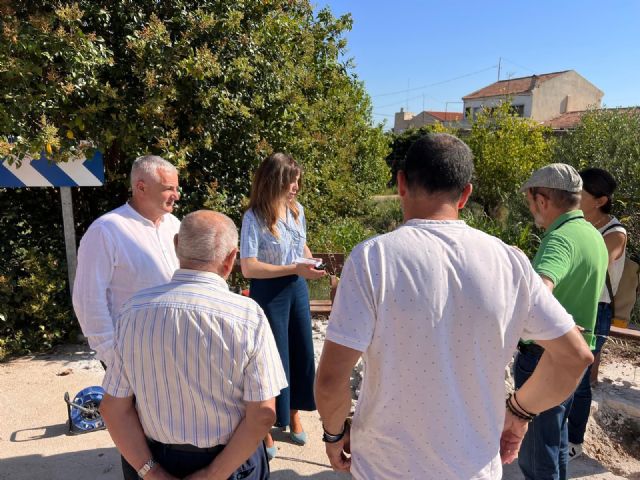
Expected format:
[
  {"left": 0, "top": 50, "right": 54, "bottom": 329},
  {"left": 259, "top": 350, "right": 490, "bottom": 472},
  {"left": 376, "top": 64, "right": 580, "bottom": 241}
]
[
  {"left": 250, "top": 275, "right": 316, "bottom": 427},
  {"left": 568, "top": 302, "right": 612, "bottom": 444},
  {"left": 122, "top": 441, "right": 269, "bottom": 479},
  {"left": 515, "top": 349, "right": 574, "bottom": 480}
]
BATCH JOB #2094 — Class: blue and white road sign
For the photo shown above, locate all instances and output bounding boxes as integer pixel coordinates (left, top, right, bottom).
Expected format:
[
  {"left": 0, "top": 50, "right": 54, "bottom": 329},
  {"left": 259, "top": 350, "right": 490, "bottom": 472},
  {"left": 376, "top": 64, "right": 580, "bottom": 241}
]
[{"left": 0, "top": 151, "right": 104, "bottom": 187}]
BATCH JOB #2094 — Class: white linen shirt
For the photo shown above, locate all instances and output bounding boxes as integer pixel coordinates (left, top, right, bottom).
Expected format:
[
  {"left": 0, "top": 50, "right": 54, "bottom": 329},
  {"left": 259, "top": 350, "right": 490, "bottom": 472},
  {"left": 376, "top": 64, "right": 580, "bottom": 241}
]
[
  {"left": 102, "top": 269, "right": 288, "bottom": 447},
  {"left": 72, "top": 203, "right": 180, "bottom": 364},
  {"left": 327, "top": 219, "right": 575, "bottom": 480}
]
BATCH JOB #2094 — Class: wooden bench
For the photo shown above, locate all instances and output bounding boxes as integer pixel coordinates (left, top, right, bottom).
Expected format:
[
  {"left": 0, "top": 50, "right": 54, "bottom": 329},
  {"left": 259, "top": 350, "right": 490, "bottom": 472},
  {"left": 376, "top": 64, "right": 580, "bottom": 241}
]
[
  {"left": 609, "top": 325, "right": 640, "bottom": 342},
  {"left": 309, "top": 253, "right": 345, "bottom": 315},
  {"left": 231, "top": 252, "right": 345, "bottom": 315}
]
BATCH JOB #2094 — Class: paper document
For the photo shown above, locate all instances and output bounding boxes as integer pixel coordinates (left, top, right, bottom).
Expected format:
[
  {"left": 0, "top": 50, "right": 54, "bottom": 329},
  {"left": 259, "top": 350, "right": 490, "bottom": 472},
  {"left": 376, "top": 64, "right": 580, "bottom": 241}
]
[{"left": 295, "top": 257, "right": 322, "bottom": 268}]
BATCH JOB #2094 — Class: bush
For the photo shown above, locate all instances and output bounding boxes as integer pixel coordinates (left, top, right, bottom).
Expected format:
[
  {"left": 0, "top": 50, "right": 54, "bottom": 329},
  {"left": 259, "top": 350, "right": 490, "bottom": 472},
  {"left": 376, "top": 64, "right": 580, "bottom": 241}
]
[
  {"left": 555, "top": 108, "right": 640, "bottom": 250},
  {"left": 462, "top": 202, "right": 540, "bottom": 259},
  {"left": 308, "top": 217, "right": 375, "bottom": 254},
  {"left": 360, "top": 197, "right": 403, "bottom": 234}
]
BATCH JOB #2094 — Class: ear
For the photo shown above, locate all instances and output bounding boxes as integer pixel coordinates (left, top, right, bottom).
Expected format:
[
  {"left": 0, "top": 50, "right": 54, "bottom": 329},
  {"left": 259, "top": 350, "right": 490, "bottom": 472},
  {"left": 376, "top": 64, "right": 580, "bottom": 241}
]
[
  {"left": 595, "top": 195, "right": 608, "bottom": 210},
  {"left": 457, "top": 183, "right": 473, "bottom": 209},
  {"left": 221, "top": 248, "right": 238, "bottom": 279},
  {"left": 537, "top": 193, "right": 550, "bottom": 210},
  {"left": 397, "top": 171, "right": 408, "bottom": 197},
  {"left": 173, "top": 234, "right": 179, "bottom": 252},
  {"left": 134, "top": 179, "right": 146, "bottom": 195}
]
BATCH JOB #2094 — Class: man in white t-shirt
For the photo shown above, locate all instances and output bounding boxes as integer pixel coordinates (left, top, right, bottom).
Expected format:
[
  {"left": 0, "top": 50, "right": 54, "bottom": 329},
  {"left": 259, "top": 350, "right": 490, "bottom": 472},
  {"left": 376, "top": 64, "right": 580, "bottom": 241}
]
[
  {"left": 315, "top": 133, "right": 594, "bottom": 480},
  {"left": 73, "top": 155, "right": 181, "bottom": 367}
]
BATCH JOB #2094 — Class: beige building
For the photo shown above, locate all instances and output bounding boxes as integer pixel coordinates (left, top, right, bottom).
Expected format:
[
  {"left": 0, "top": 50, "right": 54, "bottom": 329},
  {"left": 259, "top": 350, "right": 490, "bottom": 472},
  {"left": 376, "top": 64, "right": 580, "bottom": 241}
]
[
  {"left": 393, "top": 109, "right": 464, "bottom": 133},
  {"left": 462, "top": 70, "right": 603, "bottom": 123}
]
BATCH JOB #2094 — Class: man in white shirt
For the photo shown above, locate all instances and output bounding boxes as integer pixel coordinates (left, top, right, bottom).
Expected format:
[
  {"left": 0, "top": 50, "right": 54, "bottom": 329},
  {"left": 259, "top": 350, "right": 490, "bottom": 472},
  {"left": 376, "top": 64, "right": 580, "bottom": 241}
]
[
  {"left": 315, "top": 133, "right": 594, "bottom": 480},
  {"left": 100, "top": 211, "right": 288, "bottom": 480},
  {"left": 73, "top": 155, "right": 181, "bottom": 366}
]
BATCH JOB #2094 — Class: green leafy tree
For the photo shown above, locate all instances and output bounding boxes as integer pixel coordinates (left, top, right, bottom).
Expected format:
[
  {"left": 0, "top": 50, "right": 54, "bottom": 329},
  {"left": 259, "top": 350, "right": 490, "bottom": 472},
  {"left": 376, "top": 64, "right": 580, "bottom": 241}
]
[
  {"left": 466, "top": 101, "right": 554, "bottom": 215},
  {"left": 555, "top": 107, "right": 640, "bottom": 245},
  {"left": 384, "top": 122, "right": 455, "bottom": 185},
  {"left": 0, "top": 0, "right": 389, "bottom": 357}
]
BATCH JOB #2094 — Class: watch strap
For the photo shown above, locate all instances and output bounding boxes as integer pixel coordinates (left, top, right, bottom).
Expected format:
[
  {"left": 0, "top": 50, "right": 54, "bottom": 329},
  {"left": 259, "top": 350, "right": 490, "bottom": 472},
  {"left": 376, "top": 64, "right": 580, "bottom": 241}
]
[{"left": 137, "top": 458, "right": 157, "bottom": 478}]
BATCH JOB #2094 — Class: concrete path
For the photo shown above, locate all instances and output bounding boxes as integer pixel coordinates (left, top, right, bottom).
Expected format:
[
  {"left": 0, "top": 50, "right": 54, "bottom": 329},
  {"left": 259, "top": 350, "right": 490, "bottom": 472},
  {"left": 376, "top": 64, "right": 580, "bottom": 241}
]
[{"left": 0, "top": 344, "right": 626, "bottom": 479}]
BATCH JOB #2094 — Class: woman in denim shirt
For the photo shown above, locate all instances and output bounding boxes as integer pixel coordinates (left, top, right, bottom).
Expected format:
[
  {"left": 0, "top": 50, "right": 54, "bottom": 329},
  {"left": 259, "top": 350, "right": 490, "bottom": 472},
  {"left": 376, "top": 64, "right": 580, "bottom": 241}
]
[{"left": 240, "top": 153, "right": 325, "bottom": 459}]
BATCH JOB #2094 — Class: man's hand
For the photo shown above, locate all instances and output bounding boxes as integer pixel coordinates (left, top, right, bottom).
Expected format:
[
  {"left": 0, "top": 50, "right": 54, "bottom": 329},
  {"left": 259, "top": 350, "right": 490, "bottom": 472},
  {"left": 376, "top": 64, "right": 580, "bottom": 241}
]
[
  {"left": 500, "top": 410, "right": 528, "bottom": 464},
  {"left": 147, "top": 467, "right": 179, "bottom": 480},
  {"left": 324, "top": 428, "right": 351, "bottom": 472},
  {"left": 183, "top": 468, "right": 218, "bottom": 480}
]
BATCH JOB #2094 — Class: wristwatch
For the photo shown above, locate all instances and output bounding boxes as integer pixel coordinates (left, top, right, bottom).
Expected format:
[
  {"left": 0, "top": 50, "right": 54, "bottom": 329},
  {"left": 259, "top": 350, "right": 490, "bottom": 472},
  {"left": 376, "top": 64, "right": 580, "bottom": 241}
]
[{"left": 137, "top": 458, "right": 157, "bottom": 478}]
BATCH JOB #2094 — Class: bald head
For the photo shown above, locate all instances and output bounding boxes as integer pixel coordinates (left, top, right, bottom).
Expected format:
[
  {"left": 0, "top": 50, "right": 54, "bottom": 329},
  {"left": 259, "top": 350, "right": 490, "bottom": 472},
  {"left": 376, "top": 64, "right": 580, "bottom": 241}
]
[{"left": 176, "top": 211, "right": 238, "bottom": 273}]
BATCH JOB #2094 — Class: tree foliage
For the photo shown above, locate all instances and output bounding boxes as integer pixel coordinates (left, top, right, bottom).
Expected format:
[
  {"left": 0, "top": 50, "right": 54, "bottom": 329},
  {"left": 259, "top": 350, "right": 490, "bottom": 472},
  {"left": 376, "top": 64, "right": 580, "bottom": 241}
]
[
  {"left": 0, "top": 0, "right": 389, "bottom": 357},
  {"left": 384, "top": 122, "right": 453, "bottom": 185},
  {"left": 466, "top": 101, "right": 554, "bottom": 214},
  {"left": 554, "top": 108, "right": 640, "bottom": 245}
]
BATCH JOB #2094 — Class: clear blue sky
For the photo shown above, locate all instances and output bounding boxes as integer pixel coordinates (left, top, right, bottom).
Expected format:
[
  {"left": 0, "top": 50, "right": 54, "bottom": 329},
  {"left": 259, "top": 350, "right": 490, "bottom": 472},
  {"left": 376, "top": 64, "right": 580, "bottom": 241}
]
[{"left": 316, "top": 0, "right": 640, "bottom": 128}]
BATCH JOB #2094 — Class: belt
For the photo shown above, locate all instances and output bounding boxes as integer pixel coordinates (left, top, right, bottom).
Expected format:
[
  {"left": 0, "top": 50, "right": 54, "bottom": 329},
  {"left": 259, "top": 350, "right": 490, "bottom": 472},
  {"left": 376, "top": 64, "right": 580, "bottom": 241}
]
[
  {"left": 517, "top": 341, "right": 544, "bottom": 357},
  {"left": 147, "top": 438, "right": 225, "bottom": 454}
]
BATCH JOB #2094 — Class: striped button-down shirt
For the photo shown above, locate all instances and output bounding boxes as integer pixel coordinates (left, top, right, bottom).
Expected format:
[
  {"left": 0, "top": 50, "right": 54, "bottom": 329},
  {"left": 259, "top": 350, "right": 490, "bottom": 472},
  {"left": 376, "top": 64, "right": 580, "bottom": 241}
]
[
  {"left": 240, "top": 203, "right": 307, "bottom": 265},
  {"left": 102, "top": 269, "right": 288, "bottom": 447}
]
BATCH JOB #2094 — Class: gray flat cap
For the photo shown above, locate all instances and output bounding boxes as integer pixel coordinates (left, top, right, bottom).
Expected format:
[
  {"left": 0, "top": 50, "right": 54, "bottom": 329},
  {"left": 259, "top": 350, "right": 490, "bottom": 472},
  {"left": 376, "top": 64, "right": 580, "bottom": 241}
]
[{"left": 520, "top": 163, "right": 583, "bottom": 193}]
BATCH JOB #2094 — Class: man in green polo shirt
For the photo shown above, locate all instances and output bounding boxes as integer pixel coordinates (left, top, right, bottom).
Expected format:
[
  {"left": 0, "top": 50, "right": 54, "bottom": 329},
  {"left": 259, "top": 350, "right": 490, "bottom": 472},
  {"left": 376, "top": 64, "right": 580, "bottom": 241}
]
[{"left": 515, "top": 163, "right": 608, "bottom": 480}]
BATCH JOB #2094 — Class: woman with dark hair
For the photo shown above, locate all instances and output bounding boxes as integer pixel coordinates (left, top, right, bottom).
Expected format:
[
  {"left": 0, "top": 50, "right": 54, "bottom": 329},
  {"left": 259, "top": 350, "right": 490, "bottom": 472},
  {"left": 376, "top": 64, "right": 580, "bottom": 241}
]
[
  {"left": 568, "top": 167, "right": 627, "bottom": 461},
  {"left": 240, "top": 152, "right": 325, "bottom": 459}
]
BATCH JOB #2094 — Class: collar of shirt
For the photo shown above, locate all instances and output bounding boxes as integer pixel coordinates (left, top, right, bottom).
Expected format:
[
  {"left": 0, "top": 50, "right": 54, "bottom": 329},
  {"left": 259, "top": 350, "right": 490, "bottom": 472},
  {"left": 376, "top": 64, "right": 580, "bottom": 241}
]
[
  {"left": 124, "top": 202, "right": 167, "bottom": 228},
  {"left": 543, "top": 209, "right": 584, "bottom": 237},
  {"left": 404, "top": 218, "right": 466, "bottom": 228},
  {"left": 172, "top": 269, "right": 229, "bottom": 291}
]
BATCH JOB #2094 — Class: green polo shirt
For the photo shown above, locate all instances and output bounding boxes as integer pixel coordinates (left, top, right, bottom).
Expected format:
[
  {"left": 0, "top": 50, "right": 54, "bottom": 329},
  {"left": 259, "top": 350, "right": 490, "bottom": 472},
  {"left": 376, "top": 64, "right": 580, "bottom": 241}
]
[{"left": 532, "top": 210, "right": 608, "bottom": 349}]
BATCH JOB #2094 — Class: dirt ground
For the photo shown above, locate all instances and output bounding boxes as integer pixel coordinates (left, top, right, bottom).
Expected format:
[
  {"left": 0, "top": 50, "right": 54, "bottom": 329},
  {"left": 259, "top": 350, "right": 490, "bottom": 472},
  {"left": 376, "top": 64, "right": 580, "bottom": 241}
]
[
  {"left": 0, "top": 337, "right": 638, "bottom": 480},
  {"left": 583, "top": 338, "right": 640, "bottom": 479}
]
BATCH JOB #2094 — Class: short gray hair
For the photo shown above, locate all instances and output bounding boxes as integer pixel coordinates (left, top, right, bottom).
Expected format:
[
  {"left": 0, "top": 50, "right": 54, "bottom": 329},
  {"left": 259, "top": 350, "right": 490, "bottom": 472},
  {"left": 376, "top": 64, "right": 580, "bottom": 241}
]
[
  {"left": 176, "top": 211, "right": 238, "bottom": 265},
  {"left": 130, "top": 155, "right": 177, "bottom": 189}
]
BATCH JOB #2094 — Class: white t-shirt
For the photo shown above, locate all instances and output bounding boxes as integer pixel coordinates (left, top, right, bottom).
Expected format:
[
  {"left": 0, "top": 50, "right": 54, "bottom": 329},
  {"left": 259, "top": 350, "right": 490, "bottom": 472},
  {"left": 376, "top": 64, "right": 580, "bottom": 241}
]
[{"left": 327, "top": 219, "right": 575, "bottom": 480}]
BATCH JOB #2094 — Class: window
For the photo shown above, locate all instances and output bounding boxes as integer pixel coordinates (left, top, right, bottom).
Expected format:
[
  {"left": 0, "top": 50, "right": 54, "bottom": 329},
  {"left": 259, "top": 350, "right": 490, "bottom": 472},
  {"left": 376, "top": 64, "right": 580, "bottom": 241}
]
[{"left": 510, "top": 104, "right": 525, "bottom": 117}]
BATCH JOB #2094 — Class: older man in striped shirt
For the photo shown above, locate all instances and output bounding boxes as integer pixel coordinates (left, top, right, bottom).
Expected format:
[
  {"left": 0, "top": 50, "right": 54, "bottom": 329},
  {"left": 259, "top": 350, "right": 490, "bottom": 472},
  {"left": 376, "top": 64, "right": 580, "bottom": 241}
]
[{"left": 100, "top": 210, "right": 288, "bottom": 480}]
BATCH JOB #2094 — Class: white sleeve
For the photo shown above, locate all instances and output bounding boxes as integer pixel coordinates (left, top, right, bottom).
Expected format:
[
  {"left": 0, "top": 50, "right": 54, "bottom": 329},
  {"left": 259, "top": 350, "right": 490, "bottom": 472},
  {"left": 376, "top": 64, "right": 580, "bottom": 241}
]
[
  {"left": 72, "top": 223, "right": 117, "bottom": 364},
  {"left": 326, "top": 243, "right": 377, "bottom": 352}
]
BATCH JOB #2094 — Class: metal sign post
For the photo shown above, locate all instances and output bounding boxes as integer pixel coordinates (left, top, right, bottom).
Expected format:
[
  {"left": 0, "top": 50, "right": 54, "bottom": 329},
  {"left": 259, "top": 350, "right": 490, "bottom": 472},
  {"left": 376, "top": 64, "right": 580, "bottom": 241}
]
[
  {"left": 60, "top": 187, "right": 78, "bottom": 295},
  {"left": 0, "top": 152, "right": 104, "bottom": 298}
]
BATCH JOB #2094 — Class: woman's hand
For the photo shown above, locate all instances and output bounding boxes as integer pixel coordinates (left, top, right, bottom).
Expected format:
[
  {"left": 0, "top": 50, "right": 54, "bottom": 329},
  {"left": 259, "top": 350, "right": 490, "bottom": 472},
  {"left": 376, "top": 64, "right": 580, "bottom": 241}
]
[{"left": 295, "top": 262, "right": 327, "bottom": 280}]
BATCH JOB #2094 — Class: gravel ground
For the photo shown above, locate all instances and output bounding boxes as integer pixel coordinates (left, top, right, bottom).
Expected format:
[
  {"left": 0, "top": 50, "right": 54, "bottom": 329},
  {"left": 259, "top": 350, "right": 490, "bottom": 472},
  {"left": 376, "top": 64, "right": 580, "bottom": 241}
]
[{"left": 0, "top": 329, "right": 637, "bottom": 479}]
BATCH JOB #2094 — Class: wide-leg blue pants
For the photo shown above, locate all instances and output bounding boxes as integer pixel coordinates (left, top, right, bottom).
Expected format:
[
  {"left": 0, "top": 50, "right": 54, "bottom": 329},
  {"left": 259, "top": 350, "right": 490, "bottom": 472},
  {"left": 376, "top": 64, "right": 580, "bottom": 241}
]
[{"left": 250, "top": 275, "right": 316, "bottom": 427}]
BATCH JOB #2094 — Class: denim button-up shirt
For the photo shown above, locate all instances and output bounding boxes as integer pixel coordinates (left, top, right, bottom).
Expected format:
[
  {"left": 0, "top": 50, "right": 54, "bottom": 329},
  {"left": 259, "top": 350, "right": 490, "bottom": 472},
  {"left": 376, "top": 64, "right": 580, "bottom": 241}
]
[{"left": 240, "top": 203, "right": 307, "bottom": 266}]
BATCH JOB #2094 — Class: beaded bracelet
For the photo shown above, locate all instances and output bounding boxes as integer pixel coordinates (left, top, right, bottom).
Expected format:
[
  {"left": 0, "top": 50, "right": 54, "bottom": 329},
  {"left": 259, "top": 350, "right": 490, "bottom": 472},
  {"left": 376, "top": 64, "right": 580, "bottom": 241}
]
[
  {"left": 505, "top": 394, "right": 535, "bottom": 422},
  {"left": 512, "top": 391, "right": 537, "bottom": 419},
  {"left": 322, "top": 421, "right": 347, "bottom": 443}
]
